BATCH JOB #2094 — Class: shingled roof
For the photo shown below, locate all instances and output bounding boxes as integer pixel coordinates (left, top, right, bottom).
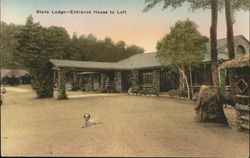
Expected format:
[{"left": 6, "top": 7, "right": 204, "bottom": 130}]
[
  {"left": 203, "top": 35, "right": 248, "bottom": 62},
  {"left": 220, "top": 53, "right": 250, "bottom": 69},
  {"left": 50, "top": 35, "right": 248, "bottom": 70},
  {"left": 1, "top": 69, "right": 29, "bottom": 79},
  {"left": 50, "top": 52, "right": 161, "bottom": 70}
]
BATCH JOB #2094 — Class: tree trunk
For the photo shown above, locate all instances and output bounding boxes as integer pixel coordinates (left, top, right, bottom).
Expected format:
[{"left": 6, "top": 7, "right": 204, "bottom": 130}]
[
  {"left": 179, "top": 65, "right": 190, "bottom": 99},
  {"left": 225, "top": 0, "right": 236, "bottom": 97},
  {"left": 194, "top": 0, "right": 228, "bottom": 125},
  {"left": 210, "top": 0, "right": 220, "bottom": 93}
]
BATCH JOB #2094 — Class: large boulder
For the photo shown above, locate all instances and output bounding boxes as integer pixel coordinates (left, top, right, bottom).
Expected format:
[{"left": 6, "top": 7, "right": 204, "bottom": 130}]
[{"left": 194, "top": 85, "right": 228, "bottom": 125}]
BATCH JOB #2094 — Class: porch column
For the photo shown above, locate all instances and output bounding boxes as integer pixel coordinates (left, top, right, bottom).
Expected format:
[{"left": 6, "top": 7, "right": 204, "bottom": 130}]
[
  {"left": 57, "top": 69, "right": 67, "bottom": 99},
  {"left": 115, "top": 71, "right": 122, "bottom": 92},
  {"left": 152, "top": 69, "right": 160, "bottom": 96},
  {"left": 219, "top": 68, "right": 226, "bottom": 95},
  {"left": 131, "top": 70, "right": 139, "bottom": 93},
  {"left": 72, "top": 72, "right": 78, "bottom": 91},
  {"left": 100, "top": 73, "right": 107, "bottom": 92},
  {"left": 90, "top": 74, "right": 94, "bottom": 91}
]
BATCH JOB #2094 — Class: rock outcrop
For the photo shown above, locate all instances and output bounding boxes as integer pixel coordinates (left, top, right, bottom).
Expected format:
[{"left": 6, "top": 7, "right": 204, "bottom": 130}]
[{"left": 195, "top": 85, "right": 228, "bottom": 125}]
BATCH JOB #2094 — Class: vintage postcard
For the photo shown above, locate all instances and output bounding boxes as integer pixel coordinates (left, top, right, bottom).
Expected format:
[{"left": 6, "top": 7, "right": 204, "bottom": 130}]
[{"left": 0, "top": 0, "right": 249, "bottom": 157}]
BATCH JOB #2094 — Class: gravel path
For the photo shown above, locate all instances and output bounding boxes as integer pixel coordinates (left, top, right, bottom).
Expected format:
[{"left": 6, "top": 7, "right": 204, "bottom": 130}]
[{"left": 1, "top": 86, "right": 249, "bottom": 157}]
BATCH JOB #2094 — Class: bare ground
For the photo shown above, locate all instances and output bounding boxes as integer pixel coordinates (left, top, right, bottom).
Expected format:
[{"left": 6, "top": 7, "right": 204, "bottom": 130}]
[{"left": 1, "top": 85, "right": 249, "bottom": 157}]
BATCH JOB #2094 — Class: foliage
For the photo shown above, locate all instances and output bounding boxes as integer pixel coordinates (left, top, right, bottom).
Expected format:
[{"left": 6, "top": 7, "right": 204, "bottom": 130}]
[
  {"left": 156, "top": 19, "right": 208, "bottom": 67},
  {"left": 167, "top": 89, "right": 188, "bottom": 98},
  {"left": 100, "top": 73, "right": 107, "bottom": 92},
  {"left": 2, "top": 76, "right": 19, "bottom": 86},
  {"left": 143, "top": 0, "right": 250, "bottom": 12},
  {"left": 57, "top": 70, "right": 67, "bottom": 99},
  {"left": 69, "top": 34, "right": 144, "bottom": 62},
  {"left": 138, "top": 88, "right": 158, "bottom": 95},
  {"left": 220, "top": 68, "right": 226, "bottom": 95},
  {"left": 15, "top": 15, "right": 70, "bottom": 98},
  {"left": 131, "top": 70, "right": 140, "bottom": 93},
  {"left": 152, "top": 69, "right": 160, "bottom": 95},
  {"left": 0, "top": 22, "right": 23, "bottom": 69},
  {"left": 156, "top": 19, "right": 208, "bottom": 99},
  {"left": 110, "top": 80, "right": 116, "bottom": 93}
]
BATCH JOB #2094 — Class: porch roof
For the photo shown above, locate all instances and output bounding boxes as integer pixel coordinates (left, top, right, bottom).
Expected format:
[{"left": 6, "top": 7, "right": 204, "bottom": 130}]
[
  {"left": 50, "top": 35, "right": 248, "bottom": 71},
  {"left": 49, "top": 52, "right": 161, "bottom": 71},
  {"left": 1, "top": 69, "right": 29, "bottom": 79},
  {"left": 220, "top": 53, "right": 250, "bottom": 69}
]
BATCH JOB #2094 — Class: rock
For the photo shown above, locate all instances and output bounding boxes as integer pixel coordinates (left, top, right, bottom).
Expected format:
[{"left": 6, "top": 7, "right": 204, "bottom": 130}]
[
  {"left": 194, "top": 85, "right": 228, "bottom": 125},
  {"left": 192, "top": 92, "right": 199, "bottom": 101},
  {"left": 127, "top": 87, "right": 132, "bottom": 95}
]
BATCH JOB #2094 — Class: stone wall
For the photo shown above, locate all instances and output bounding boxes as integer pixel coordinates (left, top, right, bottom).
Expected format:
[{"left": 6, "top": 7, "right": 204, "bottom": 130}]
[{"left": 235, "top": 103, "right": 250, "bottom": 132}]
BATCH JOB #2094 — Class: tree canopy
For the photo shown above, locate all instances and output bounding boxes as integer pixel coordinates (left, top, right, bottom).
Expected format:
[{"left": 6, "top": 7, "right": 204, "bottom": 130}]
[
  {"left": 156, "top": 19, "right": 208, "bottom": 99},
  {"left": 69, "top": 34, "right": 144, "bottom": 62},
  {"left": 157, "top": 19, "right": 208, "bottom": 67},
  {"left": 0, "top": 22, "right": 22, "bottom": 69},
  {"left": 143, "top": 0, "right": 250, "bottom": 12},
  {"left": 3, "top": 15, "right": 144, "bottom": 98},
  {"left": 1, "top": 16, "right": 144, "bottom": 70}
]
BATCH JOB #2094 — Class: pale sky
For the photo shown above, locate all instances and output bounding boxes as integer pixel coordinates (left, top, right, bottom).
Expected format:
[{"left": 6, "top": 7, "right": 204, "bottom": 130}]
[{"left": 1, "top": 0, "right": 249, "bottom": 52}]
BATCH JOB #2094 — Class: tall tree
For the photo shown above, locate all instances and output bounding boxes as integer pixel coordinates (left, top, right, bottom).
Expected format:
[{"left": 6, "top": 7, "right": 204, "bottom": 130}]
[
  {"left": 143, "top": 0, "right": 228, "bottom": 123},
  {"left": 15, "top": 15, "right": 71, "bottom": 98},
  {"left": 157, "top": 19, "right": 208, "bottom": 99},
  {"left": 224, "top": 0, "right": 249, "bottom": 97},
  {"left": 224, "top": 0, "right": 236, "bottom": 97},
  {"left": 144, "top": 0, "right": 249, "bottom": 92},
  {"left": 0, "top": 22, "right": 23, "bottom": 68},
  {"left": 210, "top": 0, "right": 220, "bottom": 92},
  {"left": 144, "top": 0, "right": 222, "bottom": 92}
]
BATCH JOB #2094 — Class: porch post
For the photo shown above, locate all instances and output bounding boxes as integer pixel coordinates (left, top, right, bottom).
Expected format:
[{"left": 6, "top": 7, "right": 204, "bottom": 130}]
[
  {"left": 131, "top": 70, "right": 139, "bottom": 93},
  {"left": 100, "top": 73, "right": 107, "bottom": 92},
  {"left": 57, "top": 69, "right": 67, "bottom": 99},
  {"left": 72, "top": 72, "right": 78, "bottom": 91},
  {"left": 219, "top": 68, "right": 226, "bottom": 95},
  {"left": 152, "top": 69, "right": 160, "bottom": 96},
  {"left": 115, "top": 71, "right": 122, "bottom": 92}
]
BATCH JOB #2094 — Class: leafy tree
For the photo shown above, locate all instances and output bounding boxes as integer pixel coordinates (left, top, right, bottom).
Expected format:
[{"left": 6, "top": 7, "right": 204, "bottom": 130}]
[
  {"left": 157, "top": 19, "right": 208, "bottom": 99},
  {"left": 68, "top": 34, "right": 144, "bottom": 62},
  {"left": 125, "top": 45, "right": 144, "bottom": 58},
  {"left": 15, "top": 15, "right": 70, "bottom": 98},
  {"left": 144, "top": 0, "right": 249, "bottom": 93},
  {"left": 0, "top": 22, "right": 23, "bottom": 68}
]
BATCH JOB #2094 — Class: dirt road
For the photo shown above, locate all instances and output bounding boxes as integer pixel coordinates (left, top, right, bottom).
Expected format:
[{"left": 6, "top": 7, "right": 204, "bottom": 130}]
[{"left": 1, "top": 86, "right": 249, "bottom": 157}]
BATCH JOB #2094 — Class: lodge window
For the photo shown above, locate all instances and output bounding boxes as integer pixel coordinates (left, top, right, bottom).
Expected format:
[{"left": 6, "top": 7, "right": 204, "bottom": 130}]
[
  {"left": 143, "top": 72, "right": 152, "bottom": 85},
  {"left": 236, "top": 45, "right": 245, "bottom": 57}
]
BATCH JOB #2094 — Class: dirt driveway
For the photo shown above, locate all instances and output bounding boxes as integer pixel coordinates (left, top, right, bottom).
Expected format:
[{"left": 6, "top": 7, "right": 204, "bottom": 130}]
[{"left": 1, "top": 86, "right": 249, "bottom": 157}]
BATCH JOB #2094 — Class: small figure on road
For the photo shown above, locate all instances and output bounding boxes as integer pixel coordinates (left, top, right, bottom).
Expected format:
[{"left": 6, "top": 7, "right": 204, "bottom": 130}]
[{"left": 82, "top": 114, "right": 102, "bottom": 128}]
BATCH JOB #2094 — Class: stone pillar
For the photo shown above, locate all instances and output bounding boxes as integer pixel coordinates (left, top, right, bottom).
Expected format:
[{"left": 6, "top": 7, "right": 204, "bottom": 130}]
[
  {"left": 152, "top": 69, "right": 160, "bottom": 96},
  {"left": 57, "top": 69, "right": 67, "bottom": 99},
  {"left": 53, "top": 71, "right": 57, "bottom": 88},
  {"left": 115, "top": 71, "right": 122, "bottom": 92},
  {"left": 72, "top": 72, "right": 78, "bottom": 91},
  {"left": 131, "top": 70, "right": 139, "bottom": 93},
  {"left": 100, "top": 73, "right": 107, "bottom": 92},
  {"left": 90, "top": 74, "right": 94, "bottom": 91},
  {"left": 219, "top": 68, "right": 226, "bottom": 95}
]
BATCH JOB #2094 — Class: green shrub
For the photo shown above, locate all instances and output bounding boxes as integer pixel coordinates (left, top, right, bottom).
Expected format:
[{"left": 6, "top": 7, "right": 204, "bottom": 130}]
[
  {"left": 131, "top": 71, "right": 140, "bottom": 93},
  {"left": 167, "top": 89, "right": 188, "bottom": 98},
  {"left": 152, "top": 69, "right": 160, "bottom": 95},
  {"left": 30, "top": 67, "right": 54, "bottom": 98},
  {"left": 57, "top": 70, "right": 67, "bottom": 99},
  {"left": 100, "top": 73, "right": 107, "bottom": 92}
]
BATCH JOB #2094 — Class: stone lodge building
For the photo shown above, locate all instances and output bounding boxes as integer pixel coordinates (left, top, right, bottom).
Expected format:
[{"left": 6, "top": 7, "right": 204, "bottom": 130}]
[{"left": 50, "top": 35, "right": 249, "bottom": 95}]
